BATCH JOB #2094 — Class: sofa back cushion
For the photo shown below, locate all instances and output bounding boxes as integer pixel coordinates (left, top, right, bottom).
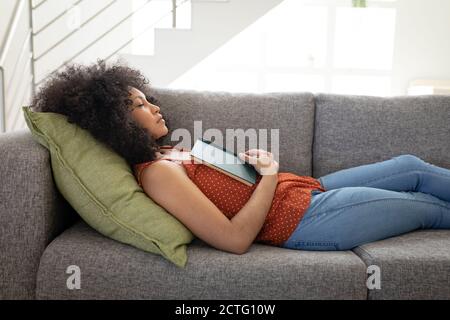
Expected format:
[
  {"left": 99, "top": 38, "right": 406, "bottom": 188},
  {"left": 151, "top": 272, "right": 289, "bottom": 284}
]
[
  {"left": 149, "top": 88, "right": 316, "bottom": 176},
  {"left": 22, "top": 107, "right": 194, "bottom": 268},
  {"left": 313, "top": 94, "right": 450, "bottom": 178}
]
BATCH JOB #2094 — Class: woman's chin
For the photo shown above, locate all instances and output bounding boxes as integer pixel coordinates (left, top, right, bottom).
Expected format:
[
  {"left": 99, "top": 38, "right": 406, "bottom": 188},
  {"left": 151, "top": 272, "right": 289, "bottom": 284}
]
[{"left": 154, "top": 127, "right": 169, "bottom": 140}]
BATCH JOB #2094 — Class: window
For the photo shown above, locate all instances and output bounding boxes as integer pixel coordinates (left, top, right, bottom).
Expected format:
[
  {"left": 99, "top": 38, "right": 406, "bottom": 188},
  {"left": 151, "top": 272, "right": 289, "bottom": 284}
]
[{"left": 170, "top": 0, "right": 397, "bottom": 96}]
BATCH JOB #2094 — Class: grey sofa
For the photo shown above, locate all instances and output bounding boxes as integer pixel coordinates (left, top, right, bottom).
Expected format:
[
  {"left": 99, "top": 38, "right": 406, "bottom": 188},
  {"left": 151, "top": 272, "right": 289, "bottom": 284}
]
[{"left": 1, "top": 88, "right": 450, "bottom": 300}]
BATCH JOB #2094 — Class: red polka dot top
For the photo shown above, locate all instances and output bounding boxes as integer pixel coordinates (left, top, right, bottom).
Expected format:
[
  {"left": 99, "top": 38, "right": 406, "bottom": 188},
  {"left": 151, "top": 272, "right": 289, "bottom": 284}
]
[{"left": 133, "top": 145, "right": 326, "bottom": 246}]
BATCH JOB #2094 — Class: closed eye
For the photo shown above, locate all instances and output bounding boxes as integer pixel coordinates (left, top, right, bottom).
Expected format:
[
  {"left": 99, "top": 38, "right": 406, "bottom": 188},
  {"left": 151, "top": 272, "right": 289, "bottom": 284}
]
[{"left": 148, "top": 96, "right": 160, "bottom": 105}]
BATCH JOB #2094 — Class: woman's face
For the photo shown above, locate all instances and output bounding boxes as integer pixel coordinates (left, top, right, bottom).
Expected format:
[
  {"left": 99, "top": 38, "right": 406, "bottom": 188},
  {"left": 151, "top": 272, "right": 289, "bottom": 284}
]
[{"left": 128, "top": 87, "right": 168, "bottom": 140}]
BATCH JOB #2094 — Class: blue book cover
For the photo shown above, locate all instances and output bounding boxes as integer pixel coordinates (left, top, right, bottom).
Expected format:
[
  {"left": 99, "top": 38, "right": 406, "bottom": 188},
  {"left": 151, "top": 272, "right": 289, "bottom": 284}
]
[{"left": 190, "top": 138, "right": 259, "bottom": 186}]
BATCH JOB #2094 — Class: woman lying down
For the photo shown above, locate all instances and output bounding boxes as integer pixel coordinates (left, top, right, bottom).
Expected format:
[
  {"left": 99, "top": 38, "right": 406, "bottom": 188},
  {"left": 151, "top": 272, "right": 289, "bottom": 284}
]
[{"left": 31, "top": 60, "right": 450, "bottom": 254}]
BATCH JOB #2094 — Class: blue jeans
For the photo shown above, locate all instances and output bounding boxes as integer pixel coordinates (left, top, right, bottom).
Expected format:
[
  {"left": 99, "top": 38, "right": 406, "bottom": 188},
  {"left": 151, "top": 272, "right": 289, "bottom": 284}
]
[{"left": 282, "top": 154, "right": 450, "bottom": 250}]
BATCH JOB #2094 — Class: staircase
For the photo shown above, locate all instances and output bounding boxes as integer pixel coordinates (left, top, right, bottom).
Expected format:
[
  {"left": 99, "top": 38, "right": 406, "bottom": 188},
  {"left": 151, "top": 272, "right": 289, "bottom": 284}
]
[
  {"left": 120, "top": 0, "right": 284, "bottom": 86},
  {"left": 0, "top": 0, "right": 283, "bottom": 133}
]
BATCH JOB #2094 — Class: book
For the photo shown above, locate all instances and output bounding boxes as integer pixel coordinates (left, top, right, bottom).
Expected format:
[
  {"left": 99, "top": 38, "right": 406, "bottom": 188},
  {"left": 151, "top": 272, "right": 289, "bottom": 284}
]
[{"left": 189, "top": 138, "right": 259, "bottom": 186}]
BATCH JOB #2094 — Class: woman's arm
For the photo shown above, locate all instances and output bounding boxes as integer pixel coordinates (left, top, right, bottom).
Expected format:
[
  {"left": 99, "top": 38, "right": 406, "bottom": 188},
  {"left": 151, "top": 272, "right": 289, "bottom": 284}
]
[
  {"left": 230, "top": 174, "right": 278, "bottom": 253},
  {"left": 140, "top": 160, "right": 277, "bottom": 255},
  {"left": 233, "top": 148, "right": 279, "bottom": 252}
]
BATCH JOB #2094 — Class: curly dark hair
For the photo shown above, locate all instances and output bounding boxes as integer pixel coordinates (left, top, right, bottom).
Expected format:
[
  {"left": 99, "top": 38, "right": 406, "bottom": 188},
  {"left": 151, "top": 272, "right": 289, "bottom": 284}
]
[{"left": 31, "top": 60, "right": 168, "bottom": 167}]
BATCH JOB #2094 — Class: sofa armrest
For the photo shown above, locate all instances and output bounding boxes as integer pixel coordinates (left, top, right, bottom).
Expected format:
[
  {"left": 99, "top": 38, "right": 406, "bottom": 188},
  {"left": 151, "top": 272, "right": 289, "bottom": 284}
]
[{"left": 0, "top": 129, "right": 79, "bottom": 299}]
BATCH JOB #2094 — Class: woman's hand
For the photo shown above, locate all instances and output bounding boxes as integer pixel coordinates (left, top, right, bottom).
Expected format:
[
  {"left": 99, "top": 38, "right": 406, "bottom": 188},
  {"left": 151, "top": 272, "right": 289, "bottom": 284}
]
[{"left": 238, "top": 149, "right": 279, "bottom": 176}]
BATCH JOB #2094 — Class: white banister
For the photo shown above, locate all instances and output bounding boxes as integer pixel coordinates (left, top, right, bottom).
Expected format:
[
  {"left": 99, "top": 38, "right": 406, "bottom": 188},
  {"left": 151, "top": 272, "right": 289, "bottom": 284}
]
[{"left": 0, "top": 0, "right": 34, "bottom": 133}]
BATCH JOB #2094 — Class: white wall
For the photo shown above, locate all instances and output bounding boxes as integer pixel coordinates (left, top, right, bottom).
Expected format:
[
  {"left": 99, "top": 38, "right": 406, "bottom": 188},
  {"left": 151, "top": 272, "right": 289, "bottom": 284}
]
[
  {"left": 121, "top": 0, "right": 284, "bottom": 87},
  {"left": 391, "top": 0, "right": 450, "bottom": 95}
]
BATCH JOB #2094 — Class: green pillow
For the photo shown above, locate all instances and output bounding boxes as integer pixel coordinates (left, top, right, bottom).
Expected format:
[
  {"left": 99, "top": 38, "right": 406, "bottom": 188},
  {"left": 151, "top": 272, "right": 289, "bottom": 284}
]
[{"left": 22, "top": 106, "right": 194, "bottom": 268}]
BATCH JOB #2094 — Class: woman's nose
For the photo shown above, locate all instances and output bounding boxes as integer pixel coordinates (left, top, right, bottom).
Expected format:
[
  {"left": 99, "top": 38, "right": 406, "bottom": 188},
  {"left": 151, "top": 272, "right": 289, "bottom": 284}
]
[{"left": 151, "top": 104, "right": 160, "bottom": 113}]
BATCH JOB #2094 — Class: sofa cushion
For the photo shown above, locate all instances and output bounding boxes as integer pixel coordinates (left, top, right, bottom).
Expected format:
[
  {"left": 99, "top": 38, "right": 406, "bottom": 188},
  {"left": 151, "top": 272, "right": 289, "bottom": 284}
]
[
  {"left": 36, "top": 221, "right": 368, "bottom": 299},
  {"left": 313, "top": 94, "right": 450, "bottom": 178},
  {"left": 22, "top": 107, "right": 194, "bottom": 268},
  {"left": 353, "top": 230, "right": 450, "bottom": 299},
  {"left": 148, "top": 87, "right": 316, "bottom": 176}
]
